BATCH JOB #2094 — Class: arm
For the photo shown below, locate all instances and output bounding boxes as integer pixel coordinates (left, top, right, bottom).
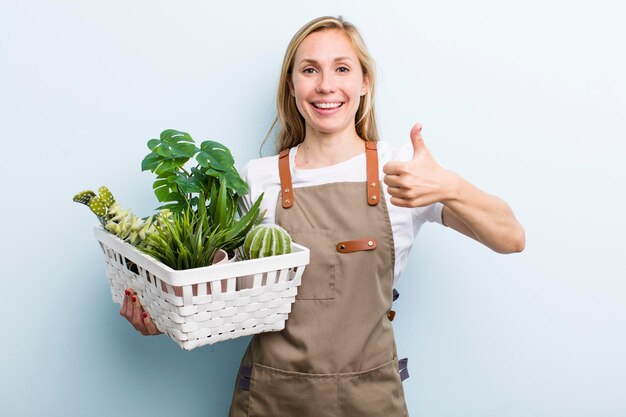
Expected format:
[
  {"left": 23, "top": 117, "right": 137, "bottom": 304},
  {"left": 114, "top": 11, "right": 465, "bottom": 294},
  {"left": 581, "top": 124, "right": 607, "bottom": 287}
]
[
  {"left": 440, "top": 173, "right": 525, "bottom": 254},
  {"left": 383, "top": 123, "right": 525, "bottom": 254}
]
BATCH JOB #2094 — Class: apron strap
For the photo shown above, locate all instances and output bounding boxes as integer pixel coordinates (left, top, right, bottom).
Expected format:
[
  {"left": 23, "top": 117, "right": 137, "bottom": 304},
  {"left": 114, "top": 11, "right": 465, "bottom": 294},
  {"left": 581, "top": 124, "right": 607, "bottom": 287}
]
[
  {"left": 238, "top": 365, "right": 252, "bottom": 391},
  {"left": 278, "top": 142, "right": 381, "bottom": 208},
  {"left": 365, "top": 141, "right": 380, "bottom": 206},
  {"left": 278, "top": 149, "right": 294, "bottom": 208},
  {"left": 398, "top": 357, "right": 410, "bottom": 382}
]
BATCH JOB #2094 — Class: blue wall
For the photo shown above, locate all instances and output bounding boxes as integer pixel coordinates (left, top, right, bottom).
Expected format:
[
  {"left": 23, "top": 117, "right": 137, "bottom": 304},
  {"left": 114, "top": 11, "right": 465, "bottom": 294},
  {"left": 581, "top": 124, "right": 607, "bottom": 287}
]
[{"left": 2, "top": 1, "right": 625, "bottom": 416}]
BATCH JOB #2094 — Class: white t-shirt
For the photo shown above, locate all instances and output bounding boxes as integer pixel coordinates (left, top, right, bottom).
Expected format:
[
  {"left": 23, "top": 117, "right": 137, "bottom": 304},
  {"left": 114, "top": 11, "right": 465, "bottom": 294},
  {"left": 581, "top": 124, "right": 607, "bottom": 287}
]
[{"left": 238, "top": 140, "right": 444, "bottom": 284}]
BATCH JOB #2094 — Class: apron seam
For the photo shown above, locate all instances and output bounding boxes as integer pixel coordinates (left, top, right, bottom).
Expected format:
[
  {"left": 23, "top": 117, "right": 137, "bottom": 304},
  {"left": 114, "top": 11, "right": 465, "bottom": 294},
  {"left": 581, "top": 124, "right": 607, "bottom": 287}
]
[{"left": 252, "top": 357, "right": 398, "bottom": 379}]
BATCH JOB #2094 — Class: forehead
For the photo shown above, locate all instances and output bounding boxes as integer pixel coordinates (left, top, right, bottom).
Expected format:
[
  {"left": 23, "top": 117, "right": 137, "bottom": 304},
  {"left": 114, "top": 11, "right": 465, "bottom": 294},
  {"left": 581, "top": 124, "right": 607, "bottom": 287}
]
[{"left": 294, "top": 29, "right": 359, "bottom": 64}]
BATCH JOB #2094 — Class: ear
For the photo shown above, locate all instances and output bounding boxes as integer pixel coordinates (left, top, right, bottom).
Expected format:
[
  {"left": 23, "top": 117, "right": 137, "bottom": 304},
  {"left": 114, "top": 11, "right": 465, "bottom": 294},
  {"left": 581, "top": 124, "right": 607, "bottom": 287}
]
[
  {"left": 360, "top": 73, "right": 370, "bottom": 96},
  {"left": 286, "top": 76, "right": 295, "bottom": 97}
]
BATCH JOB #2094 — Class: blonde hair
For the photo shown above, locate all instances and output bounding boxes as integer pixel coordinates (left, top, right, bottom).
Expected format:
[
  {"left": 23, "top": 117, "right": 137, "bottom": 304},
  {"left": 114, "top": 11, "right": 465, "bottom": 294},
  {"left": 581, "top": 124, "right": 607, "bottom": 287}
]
[{"left": 261, "top": 16, "right": 379, "bottom": 154}]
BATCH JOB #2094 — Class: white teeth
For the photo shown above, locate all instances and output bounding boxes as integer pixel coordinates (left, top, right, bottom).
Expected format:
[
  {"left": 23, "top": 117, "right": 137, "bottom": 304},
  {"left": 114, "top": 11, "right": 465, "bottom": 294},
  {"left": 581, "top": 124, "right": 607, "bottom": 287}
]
[{"left": 313, "top": 102, "right": 342, "bottom": 109}]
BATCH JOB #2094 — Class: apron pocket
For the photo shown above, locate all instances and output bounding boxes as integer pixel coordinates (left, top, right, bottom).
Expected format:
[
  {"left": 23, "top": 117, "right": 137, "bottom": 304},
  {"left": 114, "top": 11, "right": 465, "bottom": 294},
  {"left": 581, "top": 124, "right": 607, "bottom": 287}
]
[
  {"left": 337, "top": 358, "right": 408, "bottom": 417},
  {"left": 249, "top": 363, "right": 337, "bottom": 417},
  {"left": 289, "top": 228, "right": 336, "bottom": 300}
]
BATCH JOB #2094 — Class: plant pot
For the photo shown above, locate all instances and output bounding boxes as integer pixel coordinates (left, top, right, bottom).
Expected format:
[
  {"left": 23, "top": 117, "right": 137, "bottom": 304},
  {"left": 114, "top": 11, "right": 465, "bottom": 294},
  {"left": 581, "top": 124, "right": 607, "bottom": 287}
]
[{"left": 163, "top": 249, "right": 230, "bottom": 297}]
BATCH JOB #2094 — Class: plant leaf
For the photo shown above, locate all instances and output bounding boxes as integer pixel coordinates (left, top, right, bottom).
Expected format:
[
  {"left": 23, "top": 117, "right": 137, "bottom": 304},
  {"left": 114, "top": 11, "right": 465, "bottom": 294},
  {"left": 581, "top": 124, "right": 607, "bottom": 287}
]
[
  {"left": 141, "top": 152, "right": 161, "bottom": 172},
  {"left": 214, "top": 179, "right": 228, "bottom": 231},
  {"left": 153, "top": 157, "right": 189, "bottom": 175},
  {"left": 197, "top": 140, "right": 235, "bottom": 172},
  {"left": 159, "top": 130, "right": 198, "bottom": 157},
  {"left": 147, "top": 138, "right": 160, "bottom": 150},
  {"left": 221, "top": 192, "right": 264, "bottom": 249},
  {"left": 222, "top": 168, "right": 249, "bottom": 195}
]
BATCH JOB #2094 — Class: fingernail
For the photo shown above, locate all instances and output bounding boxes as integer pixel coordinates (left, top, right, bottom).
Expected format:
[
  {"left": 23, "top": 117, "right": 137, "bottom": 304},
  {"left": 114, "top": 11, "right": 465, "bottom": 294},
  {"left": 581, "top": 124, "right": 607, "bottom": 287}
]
[
  {"left": 132, "top": 296, "right": 137, "bottom": 302},
  {"left": 143, "top": 312, "right": 148, "bottom": 319},
  {"left": 125, "top": 290, "right": 131, "bottom": 296}
]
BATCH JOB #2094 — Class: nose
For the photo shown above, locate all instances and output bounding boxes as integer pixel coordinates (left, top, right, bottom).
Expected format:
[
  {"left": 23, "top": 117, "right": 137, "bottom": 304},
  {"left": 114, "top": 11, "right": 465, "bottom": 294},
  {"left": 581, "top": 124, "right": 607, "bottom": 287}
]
[{"left": 316, "top": 72, "right": 335, "bottom": 94}]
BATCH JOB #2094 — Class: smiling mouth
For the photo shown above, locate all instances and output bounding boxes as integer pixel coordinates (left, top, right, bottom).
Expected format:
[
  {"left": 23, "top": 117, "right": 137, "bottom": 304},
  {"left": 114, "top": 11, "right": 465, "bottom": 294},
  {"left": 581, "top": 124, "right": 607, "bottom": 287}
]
[{"left": 311, "top": 102, "right": 344, "bottom": 109}]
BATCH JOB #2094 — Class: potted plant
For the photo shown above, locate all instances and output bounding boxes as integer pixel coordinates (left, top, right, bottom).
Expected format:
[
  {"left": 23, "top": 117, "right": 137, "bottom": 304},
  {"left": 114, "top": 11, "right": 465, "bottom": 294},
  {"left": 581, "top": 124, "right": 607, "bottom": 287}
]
[
  {"left": 74, "top": 129, "right": 310, "bottom": 350},
  {"left": 139, "top": 129, "right": 265, "bottom": 264}
]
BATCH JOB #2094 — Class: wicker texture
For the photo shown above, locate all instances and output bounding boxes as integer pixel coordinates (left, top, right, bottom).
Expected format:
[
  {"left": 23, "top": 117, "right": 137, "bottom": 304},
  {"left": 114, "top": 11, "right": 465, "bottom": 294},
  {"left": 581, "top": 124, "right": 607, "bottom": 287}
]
[{"left": 94, "top": 226, "right": 308, "bottom": 350}]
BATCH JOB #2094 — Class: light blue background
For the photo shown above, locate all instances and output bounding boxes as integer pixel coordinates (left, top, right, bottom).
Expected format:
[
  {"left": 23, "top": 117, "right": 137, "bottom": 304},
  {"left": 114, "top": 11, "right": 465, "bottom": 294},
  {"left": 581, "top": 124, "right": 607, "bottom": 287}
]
[{"left": 2, "top": 1, "right": 625, "bottom": 416}]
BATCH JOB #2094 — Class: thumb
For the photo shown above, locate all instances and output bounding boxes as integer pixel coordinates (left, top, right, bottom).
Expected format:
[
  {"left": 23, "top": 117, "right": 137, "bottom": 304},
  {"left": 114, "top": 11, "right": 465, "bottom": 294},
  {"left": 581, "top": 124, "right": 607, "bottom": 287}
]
[{"left": 410, "top": 123, "right": 426, "bottom": 159}]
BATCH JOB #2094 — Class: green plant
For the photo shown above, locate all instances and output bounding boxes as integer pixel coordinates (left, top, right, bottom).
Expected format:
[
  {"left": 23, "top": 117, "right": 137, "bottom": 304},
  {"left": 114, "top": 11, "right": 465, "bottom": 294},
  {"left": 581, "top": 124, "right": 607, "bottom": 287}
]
[
  {"left": 73, "top": 186, "right": 116, "bottom": 225},
  {"left": 73, "top": 186, "right": 159, "bottom": 247},
  {"left": 140, "top": 129, "right": 264, "bottom": 255},
  {"left": 242, "top": 224, "right": 292, "bottom": 260},
  {"left": 140, "top": 200, "right": 222, "bottom": 270}
]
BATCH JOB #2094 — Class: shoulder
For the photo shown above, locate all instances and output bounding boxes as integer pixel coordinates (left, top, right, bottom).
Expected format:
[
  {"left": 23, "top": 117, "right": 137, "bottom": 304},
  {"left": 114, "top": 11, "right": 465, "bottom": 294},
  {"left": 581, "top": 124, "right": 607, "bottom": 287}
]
[
  {"left": 237, "top": 154, "right": 282, "bottom": 222},
  {"left": 240, "top": 153, "right": 281, "bottom": 188},
  {"left": 241, "top": 153, "right": 278, "bottom": 177},
  {"left": 376, "top": 140, "right": 414, "bottom": 164},
  {"left": 375, "top": 140, "right": 415, "bottom": 166}
]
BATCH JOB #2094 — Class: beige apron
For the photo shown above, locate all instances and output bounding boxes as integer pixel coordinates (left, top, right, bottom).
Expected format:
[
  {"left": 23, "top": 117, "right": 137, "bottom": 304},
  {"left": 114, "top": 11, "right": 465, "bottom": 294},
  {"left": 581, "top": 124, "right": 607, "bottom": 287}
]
[{"left": 228, "top": 142, "right": 409, "bottom": 417}]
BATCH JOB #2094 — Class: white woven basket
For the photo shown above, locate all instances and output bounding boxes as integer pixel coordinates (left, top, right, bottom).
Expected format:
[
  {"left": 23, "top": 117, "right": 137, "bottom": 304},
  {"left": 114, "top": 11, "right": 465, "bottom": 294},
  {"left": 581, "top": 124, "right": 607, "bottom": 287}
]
[{"left": 93, "top": 226, "right": 309, "bottom": 350}]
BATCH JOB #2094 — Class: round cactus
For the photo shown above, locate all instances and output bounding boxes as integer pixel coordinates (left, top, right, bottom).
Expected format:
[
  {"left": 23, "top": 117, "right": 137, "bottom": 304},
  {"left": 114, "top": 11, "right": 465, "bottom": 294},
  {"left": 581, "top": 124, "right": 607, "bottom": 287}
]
[{"left": 243, "top": 224, "right": 292, "bottom": 259}]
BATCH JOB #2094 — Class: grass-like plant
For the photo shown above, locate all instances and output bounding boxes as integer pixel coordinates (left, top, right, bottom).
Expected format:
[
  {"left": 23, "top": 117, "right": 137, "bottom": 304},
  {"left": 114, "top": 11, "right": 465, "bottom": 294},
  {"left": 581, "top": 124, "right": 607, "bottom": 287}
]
[{"left": 140, "top": 198, "right": 219, "bottom": 270}]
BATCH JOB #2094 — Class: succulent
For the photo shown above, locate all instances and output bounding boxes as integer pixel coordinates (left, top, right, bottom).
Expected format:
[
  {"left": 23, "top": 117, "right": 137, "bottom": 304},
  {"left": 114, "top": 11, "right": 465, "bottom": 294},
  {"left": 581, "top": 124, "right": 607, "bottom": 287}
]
[
  {"left": 242, "top": 224, "right": 292, "bottom": 260},
  {"left": 104, "top": 205, "right": 154, "bottom": 247},
  {"left": 73, "top": 186, "right": 162, "bottom": 247}
]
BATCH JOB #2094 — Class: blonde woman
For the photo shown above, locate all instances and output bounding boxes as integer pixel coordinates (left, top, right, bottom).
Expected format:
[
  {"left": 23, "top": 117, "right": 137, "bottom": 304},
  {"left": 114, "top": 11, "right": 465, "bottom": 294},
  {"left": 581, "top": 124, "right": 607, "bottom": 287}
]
[{"left": 121, "top": 15, "right": 525, "bottom": 416}]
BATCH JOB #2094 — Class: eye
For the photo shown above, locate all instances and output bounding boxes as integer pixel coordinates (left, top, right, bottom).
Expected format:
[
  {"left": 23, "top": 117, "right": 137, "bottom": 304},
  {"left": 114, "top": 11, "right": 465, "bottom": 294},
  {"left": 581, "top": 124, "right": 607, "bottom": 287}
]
[
  {"left": 337, "top": 66, "right": 350, "bottom": 73},
  {"left": 303, "top": 68, "right": 316, "bottom": 74}
]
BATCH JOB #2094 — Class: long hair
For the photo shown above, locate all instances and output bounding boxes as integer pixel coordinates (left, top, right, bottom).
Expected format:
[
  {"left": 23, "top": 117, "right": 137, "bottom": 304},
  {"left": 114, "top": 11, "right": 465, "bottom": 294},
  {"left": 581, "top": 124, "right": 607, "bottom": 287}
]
[{"left": 261, "top": 16, "right": 379, "bottom": 154}]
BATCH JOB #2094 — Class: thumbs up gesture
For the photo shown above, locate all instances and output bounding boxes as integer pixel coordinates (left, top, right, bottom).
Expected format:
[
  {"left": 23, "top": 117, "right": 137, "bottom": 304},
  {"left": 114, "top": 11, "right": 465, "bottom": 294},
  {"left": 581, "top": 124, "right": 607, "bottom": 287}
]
[{"left": 383, "top": 123, "right": 455, "bottom": 208}]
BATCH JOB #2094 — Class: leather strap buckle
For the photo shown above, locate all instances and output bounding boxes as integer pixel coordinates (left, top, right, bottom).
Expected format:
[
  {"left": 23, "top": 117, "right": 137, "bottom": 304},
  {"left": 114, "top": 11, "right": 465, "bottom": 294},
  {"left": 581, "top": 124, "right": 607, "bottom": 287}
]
[
  {"left": 336, "top": 238, "right": 377, "bottom": 253},
  {"left": 278, "top": 149, "right": 294, "bottom": 208}
]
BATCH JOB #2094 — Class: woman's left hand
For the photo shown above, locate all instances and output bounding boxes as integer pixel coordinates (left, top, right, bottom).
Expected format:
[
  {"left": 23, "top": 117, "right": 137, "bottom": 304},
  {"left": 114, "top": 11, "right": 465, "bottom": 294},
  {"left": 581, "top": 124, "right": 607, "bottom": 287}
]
[{"left": 383, "top": 123, "right": 457, "bottom": 208}]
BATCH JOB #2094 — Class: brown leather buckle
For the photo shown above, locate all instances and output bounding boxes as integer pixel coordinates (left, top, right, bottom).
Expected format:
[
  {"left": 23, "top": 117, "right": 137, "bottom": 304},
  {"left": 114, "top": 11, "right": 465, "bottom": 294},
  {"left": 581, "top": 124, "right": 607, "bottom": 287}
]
[{"left": 336, "top": 238, "right": 377, "bottom": 253}]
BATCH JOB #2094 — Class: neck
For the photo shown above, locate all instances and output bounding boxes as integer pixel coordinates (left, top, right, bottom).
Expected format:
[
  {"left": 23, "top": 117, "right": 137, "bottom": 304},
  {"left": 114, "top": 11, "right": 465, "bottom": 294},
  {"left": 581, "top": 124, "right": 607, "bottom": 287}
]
[{"left": 295, "top": 127, "right": 365, "bottom": 169}]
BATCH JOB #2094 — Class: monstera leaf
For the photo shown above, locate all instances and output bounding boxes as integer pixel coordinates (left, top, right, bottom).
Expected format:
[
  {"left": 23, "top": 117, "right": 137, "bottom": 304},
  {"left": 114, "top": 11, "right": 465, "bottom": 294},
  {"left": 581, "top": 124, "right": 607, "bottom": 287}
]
[
  {"left": 197, "top": 140, "right": 234, "bottom": 172},
  {"left": 141, "top": 129, "right": 198, "bottom": 175}
]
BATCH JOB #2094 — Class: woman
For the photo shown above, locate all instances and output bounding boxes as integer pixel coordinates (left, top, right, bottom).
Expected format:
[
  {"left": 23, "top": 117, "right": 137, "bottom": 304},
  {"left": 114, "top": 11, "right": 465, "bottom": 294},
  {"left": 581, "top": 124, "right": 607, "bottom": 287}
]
[{"left": 122, "top": 15, "right": 525, "bottom": 416}]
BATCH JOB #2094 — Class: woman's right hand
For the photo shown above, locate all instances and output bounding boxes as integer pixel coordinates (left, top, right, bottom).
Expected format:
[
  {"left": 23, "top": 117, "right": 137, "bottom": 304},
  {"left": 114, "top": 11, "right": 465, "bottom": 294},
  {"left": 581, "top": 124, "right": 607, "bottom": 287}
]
[{"left": 120, "top": 288, "right": 162, "bottom": 336}]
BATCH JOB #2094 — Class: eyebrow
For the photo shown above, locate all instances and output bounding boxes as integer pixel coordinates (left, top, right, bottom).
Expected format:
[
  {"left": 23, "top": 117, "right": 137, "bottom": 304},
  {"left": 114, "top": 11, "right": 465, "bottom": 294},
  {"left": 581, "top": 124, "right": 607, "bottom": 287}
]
[{"left": 297, "top": 57, "right": 354, "bottom": 65}]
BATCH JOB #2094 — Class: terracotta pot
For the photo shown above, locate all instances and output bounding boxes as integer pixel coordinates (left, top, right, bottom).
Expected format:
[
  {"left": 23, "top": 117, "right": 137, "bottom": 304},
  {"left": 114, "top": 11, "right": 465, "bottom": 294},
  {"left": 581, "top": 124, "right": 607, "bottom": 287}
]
[
  {"left": 237, "top": 273, "right": 255, "bottom": 290},
  {"left": 161, "top": 249, "right": 230, "bottom": 296}
]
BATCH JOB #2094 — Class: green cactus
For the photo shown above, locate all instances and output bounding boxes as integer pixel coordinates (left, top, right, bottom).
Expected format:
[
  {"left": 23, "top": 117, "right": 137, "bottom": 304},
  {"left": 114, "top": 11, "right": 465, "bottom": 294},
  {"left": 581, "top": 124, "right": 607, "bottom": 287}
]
[
  {"left": 88, "top": 196, "right": 107, "bottom": 217},
  {"left": 73, "top": 186, "right": 117, "bottom": 220},
  {"left": 242, "top": 224, "right": 292, "bottom": 259},
  {"left": 74, "top": 186, "right": 162, "bottom": 248},
  {"left": 73, "top": 190, "right": 96, "bottom": 205},
  {"left": 98, "top": 186, "right": 116, "bottom": 208}
]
